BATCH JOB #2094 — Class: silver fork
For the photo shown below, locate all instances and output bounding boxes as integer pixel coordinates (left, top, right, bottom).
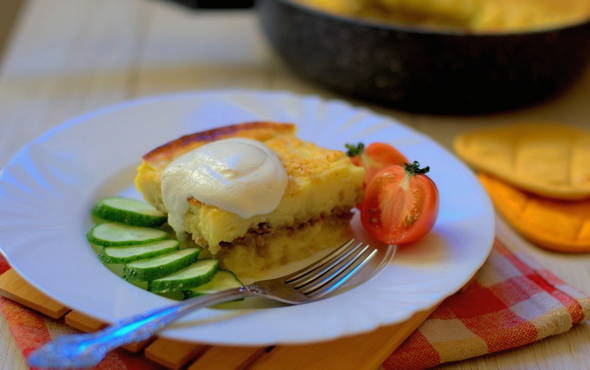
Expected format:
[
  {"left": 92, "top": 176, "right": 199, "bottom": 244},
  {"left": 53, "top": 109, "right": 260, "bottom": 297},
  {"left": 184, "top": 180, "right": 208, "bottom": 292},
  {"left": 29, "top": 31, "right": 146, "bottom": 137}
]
[{"left": 28, "top": 239, "right": 392, "bottom": 369}]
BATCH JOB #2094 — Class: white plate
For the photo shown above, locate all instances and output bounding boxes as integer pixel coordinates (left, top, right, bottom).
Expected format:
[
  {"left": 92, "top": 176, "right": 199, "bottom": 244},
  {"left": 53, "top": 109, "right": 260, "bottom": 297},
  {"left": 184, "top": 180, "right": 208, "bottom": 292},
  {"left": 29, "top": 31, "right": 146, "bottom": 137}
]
[{"left": 0, "top": 90, "right": 494, "bottom": 345}]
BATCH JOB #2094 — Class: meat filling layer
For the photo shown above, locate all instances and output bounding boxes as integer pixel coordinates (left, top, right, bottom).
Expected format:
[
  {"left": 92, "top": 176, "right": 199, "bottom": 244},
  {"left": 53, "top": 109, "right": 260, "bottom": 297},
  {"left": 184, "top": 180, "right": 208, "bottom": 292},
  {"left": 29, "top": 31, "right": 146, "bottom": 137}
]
[{"left": 217, "top": 208, "right": 353, "bottom": 255}]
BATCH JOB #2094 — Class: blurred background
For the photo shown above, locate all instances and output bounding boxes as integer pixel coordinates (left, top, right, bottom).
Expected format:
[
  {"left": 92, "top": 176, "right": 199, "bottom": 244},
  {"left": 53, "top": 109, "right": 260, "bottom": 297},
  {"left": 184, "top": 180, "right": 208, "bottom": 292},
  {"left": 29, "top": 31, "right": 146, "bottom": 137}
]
[
  {"left": 0, "top": 1, "right": 589, "bottom": 370},
  {"left": 0, "top": 0, "right": 24, "bottom": 61},
  {"left": 0, "top": 0, "right": 588, "bottom": 151}
]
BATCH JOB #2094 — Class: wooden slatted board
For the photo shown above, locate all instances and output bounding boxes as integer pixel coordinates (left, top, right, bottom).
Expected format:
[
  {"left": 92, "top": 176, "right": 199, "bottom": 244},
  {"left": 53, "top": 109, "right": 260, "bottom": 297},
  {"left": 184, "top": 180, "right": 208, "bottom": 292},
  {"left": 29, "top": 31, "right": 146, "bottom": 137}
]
[{"left": 0, "top": 269, "right": 437, "bottom": 369}]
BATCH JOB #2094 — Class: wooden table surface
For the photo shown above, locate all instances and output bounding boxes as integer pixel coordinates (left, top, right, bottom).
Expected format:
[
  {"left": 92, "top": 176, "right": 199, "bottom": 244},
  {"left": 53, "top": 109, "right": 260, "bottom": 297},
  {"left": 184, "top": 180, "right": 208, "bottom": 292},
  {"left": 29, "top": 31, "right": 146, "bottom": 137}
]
[{"left": 1, "top": 1, "right": 589, "bottom": 369}]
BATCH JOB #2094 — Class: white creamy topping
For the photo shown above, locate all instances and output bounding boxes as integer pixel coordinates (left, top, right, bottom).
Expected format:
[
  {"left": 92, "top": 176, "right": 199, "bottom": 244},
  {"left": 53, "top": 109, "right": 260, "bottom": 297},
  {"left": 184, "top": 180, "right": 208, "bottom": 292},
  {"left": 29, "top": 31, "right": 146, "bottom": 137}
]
[{"left": 161, "top": 138, "right": 288, "bottom": 235}]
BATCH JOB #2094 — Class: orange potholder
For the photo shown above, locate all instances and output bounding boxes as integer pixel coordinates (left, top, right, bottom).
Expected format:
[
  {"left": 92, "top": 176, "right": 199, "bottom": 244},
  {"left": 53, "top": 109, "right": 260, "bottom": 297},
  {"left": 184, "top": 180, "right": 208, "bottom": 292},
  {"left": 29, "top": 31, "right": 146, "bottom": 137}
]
[{"left": 479, "top": 173, "right": 590, "bottom": 253}]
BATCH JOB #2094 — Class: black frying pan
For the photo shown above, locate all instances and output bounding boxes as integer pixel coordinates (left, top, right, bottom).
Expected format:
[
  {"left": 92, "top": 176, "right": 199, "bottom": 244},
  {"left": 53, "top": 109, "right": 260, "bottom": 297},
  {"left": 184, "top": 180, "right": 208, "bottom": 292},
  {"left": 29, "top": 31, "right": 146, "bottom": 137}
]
[{"left": 257, "top": 0, "right": 590, "bottom": 114}]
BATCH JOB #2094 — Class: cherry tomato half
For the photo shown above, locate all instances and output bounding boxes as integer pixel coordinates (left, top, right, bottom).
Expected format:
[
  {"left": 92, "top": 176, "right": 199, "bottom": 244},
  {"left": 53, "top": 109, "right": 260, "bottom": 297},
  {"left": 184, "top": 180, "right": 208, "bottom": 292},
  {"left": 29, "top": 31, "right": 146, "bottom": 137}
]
[
  {"left": 348, "top": 142, "right": 409, "bottom": 186},
  {"left": 360, "top": 162, "right": 439, "bottom": 245}
]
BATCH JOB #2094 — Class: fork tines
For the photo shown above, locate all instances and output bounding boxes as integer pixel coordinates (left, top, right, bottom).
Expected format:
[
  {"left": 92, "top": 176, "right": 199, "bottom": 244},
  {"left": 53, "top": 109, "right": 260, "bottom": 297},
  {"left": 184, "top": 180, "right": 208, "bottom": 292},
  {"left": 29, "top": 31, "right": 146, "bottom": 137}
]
[{"left": 284, "top": 239, "right": 378, "bottom": 299}]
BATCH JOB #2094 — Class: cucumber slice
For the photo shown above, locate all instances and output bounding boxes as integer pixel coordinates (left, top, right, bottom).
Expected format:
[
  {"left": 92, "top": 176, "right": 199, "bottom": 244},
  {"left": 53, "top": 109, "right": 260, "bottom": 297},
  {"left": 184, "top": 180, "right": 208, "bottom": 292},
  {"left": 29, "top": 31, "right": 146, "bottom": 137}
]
[
  {"left": 103, "top": 262, "right": 125, "bottom": 278},
  {"left": 184, "top": 270, "right": 243, "bottom": 297},
  {"left": 100, "top": 240, "right": 180, "bottom": 264},
  {"left": 123, "top": 248, "right": 200, "bottom": 281},
  {"left": 129, "top": 280, "right": 149, "bottom": 290},
  {"left": 158, "top": 291, "right": 185, "bottom": 301},
  {"left": 92, "top": 197, "right": 167, "bottom": 227},
  {"left": 149, "top": 259, "right": 219, "bottom": 293},
  {"left": 87, "top": 222, "right": 167, "bottom": 246}
]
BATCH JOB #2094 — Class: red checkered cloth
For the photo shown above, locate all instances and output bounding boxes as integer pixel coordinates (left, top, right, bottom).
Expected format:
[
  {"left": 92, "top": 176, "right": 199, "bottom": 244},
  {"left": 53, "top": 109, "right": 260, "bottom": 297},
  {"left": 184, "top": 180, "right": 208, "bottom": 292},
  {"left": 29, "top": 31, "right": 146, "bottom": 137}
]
[
  {"left": 385, "top": 239, "right": 590, "bottom": 369},
  {"left": 0, "top": 239, "right": 588, "bottom": 369}
]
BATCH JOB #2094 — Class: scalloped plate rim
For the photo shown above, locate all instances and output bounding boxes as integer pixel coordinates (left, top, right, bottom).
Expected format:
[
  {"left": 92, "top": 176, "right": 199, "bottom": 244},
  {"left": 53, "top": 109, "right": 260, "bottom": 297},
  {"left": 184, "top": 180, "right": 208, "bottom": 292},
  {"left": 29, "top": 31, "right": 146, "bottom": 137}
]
[{"left": 0, "top": 89, "right": 495, "bottom": 345}]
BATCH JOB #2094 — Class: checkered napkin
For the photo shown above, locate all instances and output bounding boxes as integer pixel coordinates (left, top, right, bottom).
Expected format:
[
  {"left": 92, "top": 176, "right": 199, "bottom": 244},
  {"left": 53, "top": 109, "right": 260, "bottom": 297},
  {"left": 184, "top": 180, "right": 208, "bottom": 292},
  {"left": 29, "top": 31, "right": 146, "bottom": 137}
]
[
  {"left": 0, "top": 239, "right": 588, "bottom": 370},
  {"left": 385, "top": 239, "right": 590, "bottom": 369}
]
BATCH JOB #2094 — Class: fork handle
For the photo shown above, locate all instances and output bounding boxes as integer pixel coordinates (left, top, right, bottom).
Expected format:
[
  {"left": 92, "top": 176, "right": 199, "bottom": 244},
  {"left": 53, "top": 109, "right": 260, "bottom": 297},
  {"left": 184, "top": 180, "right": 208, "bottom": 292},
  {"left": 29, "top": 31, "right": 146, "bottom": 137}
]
[
  {"left": 29, "top": 287, "right": 251, "bottom": 368},
  {"left": 95, "top": 286, "right": 250, "bottom": 348}
]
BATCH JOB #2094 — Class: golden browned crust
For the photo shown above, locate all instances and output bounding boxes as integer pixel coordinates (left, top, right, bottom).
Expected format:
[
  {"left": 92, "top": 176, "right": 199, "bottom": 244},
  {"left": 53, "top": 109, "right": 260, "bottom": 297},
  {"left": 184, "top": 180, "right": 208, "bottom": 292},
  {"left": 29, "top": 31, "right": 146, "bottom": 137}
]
[{"left": 143, "top": 121, "right": 296, "bottom": 166}]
